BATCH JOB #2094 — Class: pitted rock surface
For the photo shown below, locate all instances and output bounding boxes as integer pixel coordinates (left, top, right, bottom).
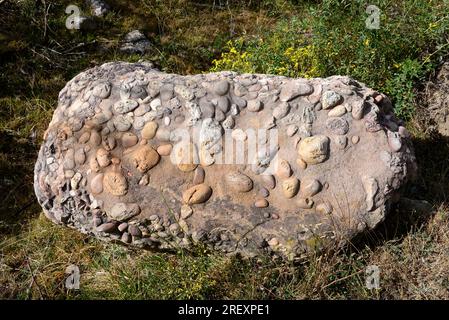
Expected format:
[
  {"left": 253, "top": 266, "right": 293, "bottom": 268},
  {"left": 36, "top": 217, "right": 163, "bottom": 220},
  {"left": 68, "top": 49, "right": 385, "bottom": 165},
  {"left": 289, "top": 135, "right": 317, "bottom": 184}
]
[
  {"left": 34, "top": 61, "right": 417, "bottom": 260},
  {"left": 87, "top": 0, "right": 110, "bottom": 17}
]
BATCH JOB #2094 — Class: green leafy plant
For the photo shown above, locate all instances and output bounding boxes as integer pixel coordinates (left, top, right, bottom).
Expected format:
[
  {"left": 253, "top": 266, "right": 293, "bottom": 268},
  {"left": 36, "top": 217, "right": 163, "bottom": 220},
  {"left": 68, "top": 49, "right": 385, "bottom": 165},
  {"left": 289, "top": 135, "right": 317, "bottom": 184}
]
[{"left": 211, "top": 0, "right": 449, "bottom": 119}]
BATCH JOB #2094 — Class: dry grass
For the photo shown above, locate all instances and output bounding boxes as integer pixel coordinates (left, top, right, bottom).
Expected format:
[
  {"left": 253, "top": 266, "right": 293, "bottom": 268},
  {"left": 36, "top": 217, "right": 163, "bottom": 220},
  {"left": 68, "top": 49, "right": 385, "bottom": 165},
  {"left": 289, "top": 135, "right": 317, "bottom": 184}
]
[{"left": 2, "top": 205, "right": 449, "bottom": 299}]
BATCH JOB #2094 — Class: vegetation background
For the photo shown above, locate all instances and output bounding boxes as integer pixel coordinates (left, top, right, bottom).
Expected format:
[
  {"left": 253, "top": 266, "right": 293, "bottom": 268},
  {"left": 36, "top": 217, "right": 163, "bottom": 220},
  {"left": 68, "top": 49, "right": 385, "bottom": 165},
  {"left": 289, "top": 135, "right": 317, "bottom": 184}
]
[{"left": 1, "top": 0, "right": 449, "bottom": 299}]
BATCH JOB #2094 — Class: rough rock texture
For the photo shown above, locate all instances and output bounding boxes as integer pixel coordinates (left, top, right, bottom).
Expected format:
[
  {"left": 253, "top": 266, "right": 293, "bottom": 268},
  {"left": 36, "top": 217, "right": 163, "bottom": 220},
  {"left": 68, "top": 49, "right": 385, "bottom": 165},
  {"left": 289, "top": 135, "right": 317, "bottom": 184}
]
[
  {"left": 425, "top": 62, "right": 449, "bottom": 136},
  {"left": 120, "top": 30, "right": 152, "bottom": 55},
  {"left": 34, "top": 62, "right": 417, "bottom": 260}
]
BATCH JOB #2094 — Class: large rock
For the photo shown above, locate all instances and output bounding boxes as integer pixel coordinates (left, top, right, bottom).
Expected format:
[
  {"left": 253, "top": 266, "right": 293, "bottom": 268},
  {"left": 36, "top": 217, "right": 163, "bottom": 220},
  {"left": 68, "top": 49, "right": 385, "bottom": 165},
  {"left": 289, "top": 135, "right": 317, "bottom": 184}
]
[{"left": 34, "top": 62, "right": 417, "bottom": 260}]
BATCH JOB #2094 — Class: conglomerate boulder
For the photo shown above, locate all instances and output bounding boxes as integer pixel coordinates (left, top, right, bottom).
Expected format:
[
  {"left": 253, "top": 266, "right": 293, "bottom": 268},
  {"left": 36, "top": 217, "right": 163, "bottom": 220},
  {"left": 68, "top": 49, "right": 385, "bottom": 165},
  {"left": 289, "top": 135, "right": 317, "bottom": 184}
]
[{"left": 34, "top": 62, "right": 417, "bottom": 260}]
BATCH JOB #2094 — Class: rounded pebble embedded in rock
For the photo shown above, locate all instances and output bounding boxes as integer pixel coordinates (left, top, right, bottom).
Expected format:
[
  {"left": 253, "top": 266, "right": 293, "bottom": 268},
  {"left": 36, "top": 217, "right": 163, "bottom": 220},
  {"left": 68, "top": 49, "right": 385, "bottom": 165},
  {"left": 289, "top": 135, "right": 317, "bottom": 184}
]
[
  {"left": 247, "top": 100, "right": 262, "bottom": 112},
  {"left": 74, "top": 148, "right": 86, "bottom": 165},
  {"left": 193, "top": 167, "right": 205, "bottom": 185},
  {"left": 267, "top": 237, "right": 279, "bottom": 246},
  {"left": 181, "top": 205, "right": 193, "bottom": 219},
  {"left": 114, "top": 115, "right": 132, "bottom": 132},
  {"left": 157, "top": 144, "right": 172, "bottom": 156},
  {"left": 298, "top": 135, "right": 330, "bottom": 164},
  {"left": 109, "top": 202, "right": 141, "bottom": 221},
  {"left": 175, "top": 143, "right": 198, "bottom": 172},
  {"left": 91, "top": 173, "right": 104, "bottom": 194},
  {"left": 297, "top": 198, "right": 314, "bottom": 209},
  {"left": 259, "top": 187, "right": 270, "bottom": 198},
  {"left": 33, "top": 62, "right": 418, "bottom": 262},
  {"left": 287, "top": 125, "right": 298, "bottom": 137},
  {"left": 160, "top": 84, "right": 174, "bottom": 101},
  {"left": 279, "top": 80, "right": 313, "bottom": 102},
  {"left": 326, "top": 117, "right": 349, "bottom": 135},
  {"left": 225, "top": 171, "right": 253, "bottom": 192},
  {"left": 222, "top": 116, "right": 235, "bottom": 129},
  {"left": 71, "top": 172, "right": 83, "bottom": 189},
  {"left": 213, "top": 80, "right": 230, "bottom": 96},
  {"left": 233, "top": 96, "right": 247, "bottom": 109},
  {"left": 65, "top": 170, "right": 75, "bottom": 179},
  {"left": 231, "top": 129, "right": 247, "bottom": 141},
  {"left": 351, "top": 100, "right": 366, "bottom": 120},
  {"left": 255, "top": 198, "right": 269, "bottom": 208},
  {"left": 216, "top": 96, "right": 230, "bottom": 113},
  {"left": 89, "top": 131, "right": 101, "bottom": 146},
  {"left": 316, "top": 202, "right": 333, "bottom": 215},
  {"left": 334, "top": 135, "right": 348, "bottom": 149},
  {"left": 118, "top": 222, "right": 128, "bottom": 232},
  {"left": 215, "top": 109, "right": 225, "bottom": 122},
  {"left": 89, "top": 157, "right": 100, "bottom": 173},
  {"left": 139, "top": 174, "right": 150, "bottom": 186},
  {"left": 398, "top": 126, "right": 410, "bottom": 138},
  {"left": 262, "top": 174, "right": 276, "bottom": 190},
  {"left": 122, "top": 132, "right": 138, "bottom": 148},
  {"left": 277, "top": 159, "right": 292, "bottom": 179},
  {"left": 96, "top": 222, "right": 117, "bottom": 233},
  {"left": 388, "top": 132, "right": 402, "bottom": 152},
  {"left": 79, "top": 131, "right": 91, "bottom": 143},
  {"left": 93, "top": 82, "right": 111, "bottom": 99},
  {"left": 114, "top": 99, "right": 139, "bottom": 114},
  {"left": 121, "top": 232, "right": 131, "bottom": 243},
  {"left": 300, "top": 179, "right": 322, "bottom": 198},
  {"left": 150, "top": 98, "right": 161, "bottom": 111},
  {"left": 63, "top": 149, "right": 75, "bottom": 170},
  {"left": 199, "top": 100, "right": 215, "bottom": 119},
  {"left": 103, "top": 136, "right": 116, "bottom": 151},
  {"left": 103, "top": 171, "right": 128, "bottom": 196},
  {"left": 126, "top": 145, "right": 160, "bottom": 173},
  {"left": 322, "top": 90, "right": 343, "bottom": 109}
]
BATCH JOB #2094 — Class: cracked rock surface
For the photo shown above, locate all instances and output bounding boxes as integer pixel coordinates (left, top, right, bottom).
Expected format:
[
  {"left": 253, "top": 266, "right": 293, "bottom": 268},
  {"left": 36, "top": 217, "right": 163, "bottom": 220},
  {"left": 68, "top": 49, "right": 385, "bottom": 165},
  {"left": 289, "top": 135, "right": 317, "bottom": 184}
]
[{"left": 34, "top": 62, "right": 417, "bottom": 260}]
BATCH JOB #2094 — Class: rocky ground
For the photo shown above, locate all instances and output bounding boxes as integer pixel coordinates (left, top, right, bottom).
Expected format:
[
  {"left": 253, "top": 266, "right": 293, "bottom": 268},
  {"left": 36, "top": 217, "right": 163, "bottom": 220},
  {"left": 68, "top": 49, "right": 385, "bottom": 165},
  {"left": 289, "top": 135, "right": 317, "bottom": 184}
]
[{"left": 1, "top": 0, "right": 449, "bottom": 299}]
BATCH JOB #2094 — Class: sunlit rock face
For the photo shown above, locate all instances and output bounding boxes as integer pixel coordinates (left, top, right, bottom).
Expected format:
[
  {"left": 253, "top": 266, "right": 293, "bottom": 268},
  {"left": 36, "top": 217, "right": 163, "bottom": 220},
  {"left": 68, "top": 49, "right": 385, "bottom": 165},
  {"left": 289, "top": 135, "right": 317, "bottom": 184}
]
[{"left": 34, "top": 61, "right": 417, "bottom": 260}]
